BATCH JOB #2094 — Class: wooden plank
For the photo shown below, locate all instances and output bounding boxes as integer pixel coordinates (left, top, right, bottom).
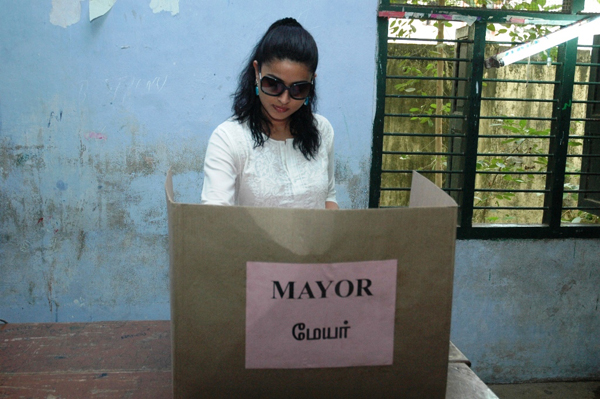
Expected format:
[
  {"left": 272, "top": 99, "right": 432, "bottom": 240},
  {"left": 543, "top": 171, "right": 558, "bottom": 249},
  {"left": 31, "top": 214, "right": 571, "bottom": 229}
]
[
  {"left": 0, "top": 321, "right": 172, "bottom": 398},
  {"left": 0, "top": 321, "right": 171, "bottom": 373},
  {"left": 0, "top": 371, "right": 172, "bottom": 399}
]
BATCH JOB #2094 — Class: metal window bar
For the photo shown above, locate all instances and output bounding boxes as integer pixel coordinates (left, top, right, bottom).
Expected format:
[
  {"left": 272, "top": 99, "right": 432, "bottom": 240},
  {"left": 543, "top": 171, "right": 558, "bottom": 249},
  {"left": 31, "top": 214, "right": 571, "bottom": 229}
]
[
  {"left": 387, "top": 94, "right": 469, "bottom": 100},
  {"left": 388, "top": 56, "right": 471, "bottom": 62},
  {"left": 483, "top": 78, "right": 560, "bottom": 84},
  {"left": 475, "top": 188, "right": 549, "bottom": 193},
  {"left": 382, "top": 169, "right": 465, "bottom": 173},
  {"left": 387, "top": 37, "right": 474, "bottom": 44},
  {"left": 482, "top": 97, "right": 557, "bottom": 102},
  {"left": 388, "top": 75, "right": 469, "bottom": 81},
  {"left": 478, "top": 134, "right": 555, "bottom": 138},
  {"left": 385, "top": 112, "right": 465, "bottom": 117},
  {"left": 384, "top": 132, "right": 466, "bottom": 137},
  {"left": 478, "top": 152, "right": 553, "bottom": 157},
  {"left": 478, "top": 115, "right": 555, "bottom": 120},
  {"left": 474, "top": 206, "right": 548, "bottom": 210},
  {"left": 477, "top": 170, "right": 551, "bottom": 175},
  {"left": 566, "top": 153, "right": 600, "bottom": 158},
  {"left": 381, "top": 187, "right": 463, "bottom": 191},
  {"left": 384, "top": 151, "right": 465, "bottom": 156}
]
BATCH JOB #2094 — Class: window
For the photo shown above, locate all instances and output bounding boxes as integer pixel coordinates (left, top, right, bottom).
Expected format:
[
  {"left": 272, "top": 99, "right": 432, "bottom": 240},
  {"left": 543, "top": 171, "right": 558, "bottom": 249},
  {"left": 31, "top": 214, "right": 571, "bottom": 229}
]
[{"left": 370, "top": 2, "right": 600, "bottom": 238}]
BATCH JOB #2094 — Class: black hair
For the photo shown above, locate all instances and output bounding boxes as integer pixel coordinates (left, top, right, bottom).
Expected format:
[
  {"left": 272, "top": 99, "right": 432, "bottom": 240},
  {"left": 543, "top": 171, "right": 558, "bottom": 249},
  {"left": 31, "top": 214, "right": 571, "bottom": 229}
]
[{"left": 232, "top": 18, "right": 320, "bottom": 160}]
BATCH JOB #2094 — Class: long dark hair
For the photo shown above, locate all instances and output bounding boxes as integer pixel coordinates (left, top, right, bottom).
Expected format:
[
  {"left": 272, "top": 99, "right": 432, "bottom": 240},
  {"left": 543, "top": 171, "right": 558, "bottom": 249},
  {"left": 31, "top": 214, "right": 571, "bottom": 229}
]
[{"left": 232, "top": 18, "right": 320, "bottom": 160}]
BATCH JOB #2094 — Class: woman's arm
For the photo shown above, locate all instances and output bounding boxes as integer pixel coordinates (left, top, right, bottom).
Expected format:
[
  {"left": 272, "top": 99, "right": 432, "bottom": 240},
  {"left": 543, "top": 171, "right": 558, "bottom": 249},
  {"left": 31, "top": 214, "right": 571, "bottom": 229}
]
[
  {"left": 201, "top": 127, "right": 237, "bottom": 205},
  {"left": 325, "top": 201, "right": 339, "bottom": 210},
  {"left": 323, "top": 118, "right": 338, "bottom": 209}
]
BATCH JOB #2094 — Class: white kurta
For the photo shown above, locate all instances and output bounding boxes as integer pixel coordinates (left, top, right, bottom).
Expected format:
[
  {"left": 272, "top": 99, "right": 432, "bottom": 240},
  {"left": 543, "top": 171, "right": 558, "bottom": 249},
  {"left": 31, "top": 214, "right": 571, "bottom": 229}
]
[{"left": 201, "top": 114, "right": 337, "bottom": 208}]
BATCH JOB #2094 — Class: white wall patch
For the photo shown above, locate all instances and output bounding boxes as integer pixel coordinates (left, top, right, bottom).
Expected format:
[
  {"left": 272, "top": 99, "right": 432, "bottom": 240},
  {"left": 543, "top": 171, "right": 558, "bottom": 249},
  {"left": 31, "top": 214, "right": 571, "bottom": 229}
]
[
  {"left": 50, "top": 0, "right": 83, "bottom": 28},
  {"left": 149, "top": 0, "right": 179, "bottom": 16}
]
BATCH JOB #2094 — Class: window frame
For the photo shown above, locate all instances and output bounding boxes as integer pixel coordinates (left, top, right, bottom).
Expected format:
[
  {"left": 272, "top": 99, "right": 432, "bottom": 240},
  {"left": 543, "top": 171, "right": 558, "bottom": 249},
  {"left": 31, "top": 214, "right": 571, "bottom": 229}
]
[{"left": 370, "top": 0, "right": 600, "bottom": 239}]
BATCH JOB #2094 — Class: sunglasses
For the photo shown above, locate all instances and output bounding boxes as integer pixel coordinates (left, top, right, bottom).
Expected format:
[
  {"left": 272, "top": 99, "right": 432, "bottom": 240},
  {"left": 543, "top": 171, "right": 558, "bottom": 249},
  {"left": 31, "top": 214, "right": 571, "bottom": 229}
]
[{"left": 259, "top": 73, "right": 312, "bottom": 100}]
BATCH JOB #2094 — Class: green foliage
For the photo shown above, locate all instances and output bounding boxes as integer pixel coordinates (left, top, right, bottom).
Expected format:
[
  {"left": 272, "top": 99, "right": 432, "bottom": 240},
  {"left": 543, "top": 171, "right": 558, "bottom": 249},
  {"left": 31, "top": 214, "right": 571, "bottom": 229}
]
[
  {"left": 409, "top": 102, "right": 451, "bottom": 126},
  {"left": 474, "top": 119, "right": 547, "bottom": 221},
  {"left": 392, "top": 48, "right": 452, "bottom": 127},
  {"left": 562, "top": 179, "right": 600, "bottom": 224},
  {"left": 389, "top": 18, "right": 417, "bottom": 38},
  {"left": 394, "top": 64, "right": 429, "bottom": 95}
]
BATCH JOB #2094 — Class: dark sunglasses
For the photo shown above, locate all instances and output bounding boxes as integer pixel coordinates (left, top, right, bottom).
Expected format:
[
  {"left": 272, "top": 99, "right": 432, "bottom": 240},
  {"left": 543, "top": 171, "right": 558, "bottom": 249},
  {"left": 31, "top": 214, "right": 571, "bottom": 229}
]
[{"left": 259, "top": 73, "right": 312, "bottom": 100}]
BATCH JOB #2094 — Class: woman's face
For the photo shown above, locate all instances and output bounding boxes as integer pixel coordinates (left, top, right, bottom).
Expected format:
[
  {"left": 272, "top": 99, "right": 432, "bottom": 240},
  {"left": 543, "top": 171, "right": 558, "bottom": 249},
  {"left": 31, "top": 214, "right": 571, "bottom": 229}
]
[{"left": 253, "top": 59, "right": 314, "bottom": 127}]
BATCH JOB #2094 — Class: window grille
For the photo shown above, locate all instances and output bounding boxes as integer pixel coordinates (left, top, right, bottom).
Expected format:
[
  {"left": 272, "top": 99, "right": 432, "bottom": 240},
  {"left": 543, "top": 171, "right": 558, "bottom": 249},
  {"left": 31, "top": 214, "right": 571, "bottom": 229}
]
[{"left": 370, "top": 6, "right": 600, "bottom": 238}]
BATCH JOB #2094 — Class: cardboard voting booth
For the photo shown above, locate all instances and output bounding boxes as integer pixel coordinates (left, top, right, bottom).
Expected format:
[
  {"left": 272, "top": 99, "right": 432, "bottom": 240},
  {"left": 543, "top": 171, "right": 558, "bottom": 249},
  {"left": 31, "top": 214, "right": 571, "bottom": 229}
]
[{"left": 165, "top": 171, "right": 457, "bottom": 398}]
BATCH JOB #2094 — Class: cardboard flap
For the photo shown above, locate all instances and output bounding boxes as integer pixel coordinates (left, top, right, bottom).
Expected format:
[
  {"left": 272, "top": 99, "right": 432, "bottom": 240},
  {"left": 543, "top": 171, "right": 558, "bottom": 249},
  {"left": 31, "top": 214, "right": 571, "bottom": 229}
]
[
  {"left": 165, "top": 168, "right": 175, "bottom": 204},
  {"left": 409, "top": 171, "right": 457, "bottom": 208}
]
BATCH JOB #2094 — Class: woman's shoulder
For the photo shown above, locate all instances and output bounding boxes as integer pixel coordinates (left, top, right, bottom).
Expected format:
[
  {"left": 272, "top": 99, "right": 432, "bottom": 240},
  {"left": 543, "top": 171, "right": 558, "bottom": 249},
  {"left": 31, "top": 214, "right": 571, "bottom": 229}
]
[
  {"left": 213, "top": 118, "right": 249, "bottom": 137},
  {"left": 313, "top": 113, "right": 334, "bottom": 139},
  {"left": 209, "top": 118, "right": 253, "bottom": 153},
  {"left": 313, "top": 113, "right": 331, "bottom": 127},
  {"left": 212, "top": 118, "right": 253, "bottom": 142}
]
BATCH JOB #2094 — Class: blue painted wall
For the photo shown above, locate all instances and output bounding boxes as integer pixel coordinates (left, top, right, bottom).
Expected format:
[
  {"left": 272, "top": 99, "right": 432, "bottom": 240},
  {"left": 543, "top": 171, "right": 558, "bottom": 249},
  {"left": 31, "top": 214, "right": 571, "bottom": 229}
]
[
  {"left": 452, "top": 239, "right": 600, "bottom": 383},
  {"left": 1, "top": 0, "right": 598, "bottom": 384}
]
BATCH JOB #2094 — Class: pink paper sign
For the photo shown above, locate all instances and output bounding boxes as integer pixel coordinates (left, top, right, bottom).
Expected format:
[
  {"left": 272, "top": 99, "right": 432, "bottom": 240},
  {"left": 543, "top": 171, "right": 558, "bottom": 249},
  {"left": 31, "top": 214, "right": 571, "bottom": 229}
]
[{"left": 245, "top": 260, "right": 398, "bottom": 369}]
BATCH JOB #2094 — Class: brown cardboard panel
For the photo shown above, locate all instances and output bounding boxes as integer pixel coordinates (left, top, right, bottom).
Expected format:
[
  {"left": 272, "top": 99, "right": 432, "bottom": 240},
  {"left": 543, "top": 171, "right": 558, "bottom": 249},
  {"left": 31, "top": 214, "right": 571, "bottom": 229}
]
[{"left": 166, "top": 170, "right": 457, "bottom": 399}]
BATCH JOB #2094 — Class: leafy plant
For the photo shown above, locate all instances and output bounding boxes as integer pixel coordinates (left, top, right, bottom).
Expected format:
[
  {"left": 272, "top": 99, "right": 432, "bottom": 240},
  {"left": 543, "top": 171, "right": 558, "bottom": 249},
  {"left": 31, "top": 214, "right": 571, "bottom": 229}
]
[
  {"left": 409, "top": 102, "right": 451, "bottom": 126},
  {"left": 473, "top": 119, "right": 548, "bottom": 218},
  {"left": 389, "top": 18, "right": 417, "bottom": 39}
]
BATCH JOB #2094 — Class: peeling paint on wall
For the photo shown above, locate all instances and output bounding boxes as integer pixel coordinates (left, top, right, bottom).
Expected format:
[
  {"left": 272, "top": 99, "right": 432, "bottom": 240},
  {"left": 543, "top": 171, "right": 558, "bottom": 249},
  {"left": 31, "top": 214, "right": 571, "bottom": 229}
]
[
  {"left": 49, "top": 0, "right": 83, "bottom": 28},
  {"left": 89, "top": 0, "right": 117, "bottom": 22},
  {"left": 149, "top": 0, "right": 179, "bottom": 15}
]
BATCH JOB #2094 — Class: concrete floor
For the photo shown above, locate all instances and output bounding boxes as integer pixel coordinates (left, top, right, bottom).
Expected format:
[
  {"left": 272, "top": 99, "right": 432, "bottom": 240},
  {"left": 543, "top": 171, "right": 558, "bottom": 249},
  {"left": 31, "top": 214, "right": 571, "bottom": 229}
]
[{"left": 488, "top": 381, "right": 600, "bottom": 399}]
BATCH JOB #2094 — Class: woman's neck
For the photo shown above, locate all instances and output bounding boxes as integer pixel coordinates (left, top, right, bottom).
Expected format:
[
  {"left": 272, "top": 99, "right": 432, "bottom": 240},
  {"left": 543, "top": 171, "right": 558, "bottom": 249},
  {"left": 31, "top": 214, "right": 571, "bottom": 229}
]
[{"left": 267, "top": 121, "right": 293, "bottom": 141}]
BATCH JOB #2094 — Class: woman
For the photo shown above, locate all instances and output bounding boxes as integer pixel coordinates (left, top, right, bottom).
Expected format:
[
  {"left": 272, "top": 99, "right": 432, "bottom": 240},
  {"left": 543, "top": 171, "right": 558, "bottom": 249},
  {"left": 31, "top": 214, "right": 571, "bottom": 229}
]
[{"left": 201, "top": 18, "right": 339, "bottom": 209}]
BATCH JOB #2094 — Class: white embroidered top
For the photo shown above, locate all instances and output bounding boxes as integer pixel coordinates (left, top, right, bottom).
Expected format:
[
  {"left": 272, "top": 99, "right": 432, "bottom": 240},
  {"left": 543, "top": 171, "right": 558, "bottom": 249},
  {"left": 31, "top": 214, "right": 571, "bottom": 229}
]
[{"left": 201, "top": 114, "right": 337, "bottom": 208}]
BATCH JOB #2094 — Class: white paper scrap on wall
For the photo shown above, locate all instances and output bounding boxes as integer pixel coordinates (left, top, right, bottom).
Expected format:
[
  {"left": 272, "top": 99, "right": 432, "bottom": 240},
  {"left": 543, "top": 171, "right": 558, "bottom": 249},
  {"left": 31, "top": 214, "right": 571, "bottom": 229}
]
[
  {"left": 149, "top": 0, "right": 179, "bottom": 15},
  {"left": 49, "top": 0, "right": 83, "bottom": 28},
  {"left": 90, "top": 0, "right": 117, "bottom": 22}
]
